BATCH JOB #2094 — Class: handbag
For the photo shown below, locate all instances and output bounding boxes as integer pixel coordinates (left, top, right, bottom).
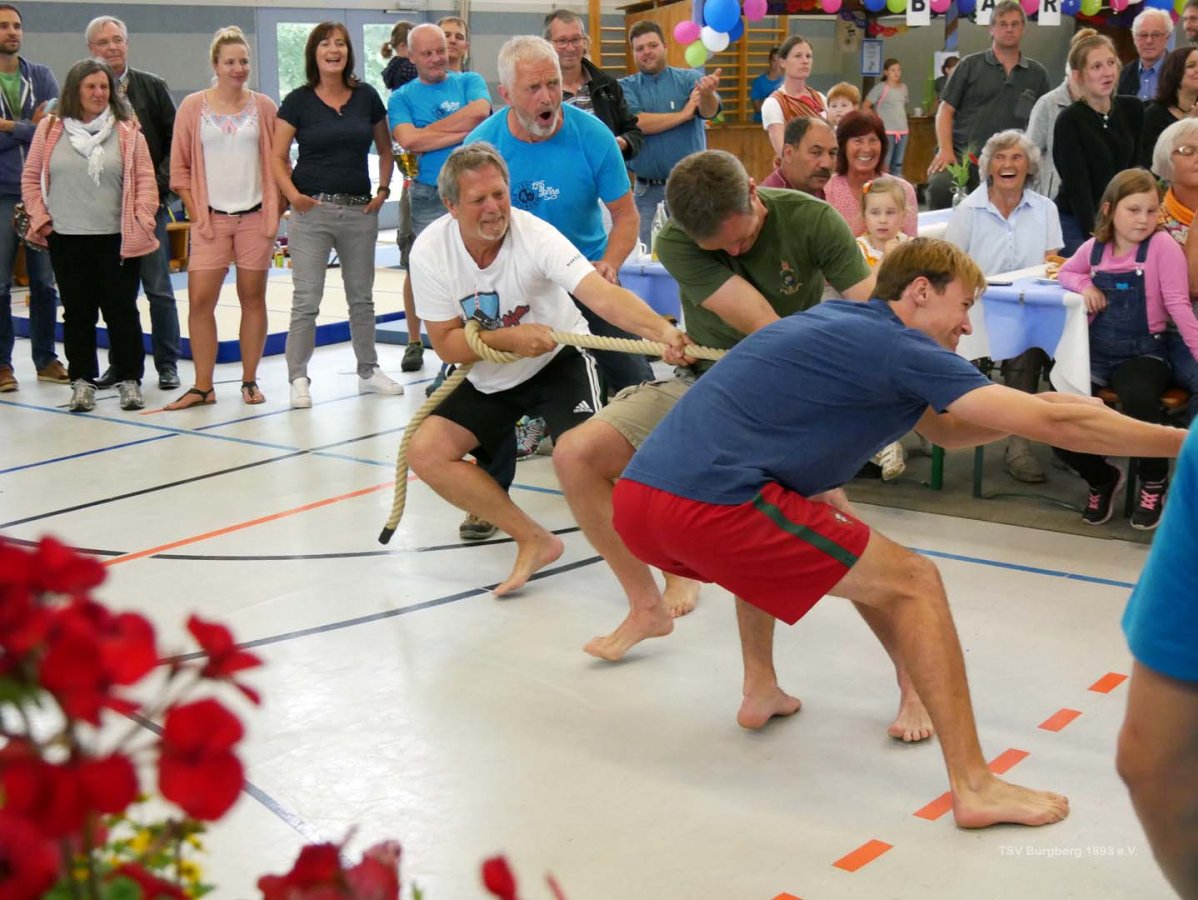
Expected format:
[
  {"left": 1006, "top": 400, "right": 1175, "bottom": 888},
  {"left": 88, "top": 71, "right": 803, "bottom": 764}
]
[{"left": 13, "top": 114, "right": 56, "bottom": 248}]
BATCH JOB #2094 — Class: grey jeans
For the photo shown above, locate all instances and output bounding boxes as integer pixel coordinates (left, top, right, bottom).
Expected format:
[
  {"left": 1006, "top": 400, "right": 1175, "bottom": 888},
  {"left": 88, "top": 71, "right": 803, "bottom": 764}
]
[{"left": 285, "top": 201, "right": 380, "bottom": 381}]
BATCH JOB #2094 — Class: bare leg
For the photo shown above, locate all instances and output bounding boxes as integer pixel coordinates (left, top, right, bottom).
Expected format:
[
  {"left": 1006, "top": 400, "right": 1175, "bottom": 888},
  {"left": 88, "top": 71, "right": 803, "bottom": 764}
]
[
  {"left": 236, "top": 268, "right": 269, "bottom": 385},
  {"left": 833, "top": 530, "right": 1068, "bottom": 828},
  {"left": 554, "top": 420, "right": 673, "bottom": 660},
  {"left": 409, "top": 416, "right": 562, "bottom": 595},
  {"left": 663, "top": 573, "right": 699, "bottom": 617},
  {"left": 736, "top": 598, "right": 801, "bottom": 729},
  {"left": 182, "top": 268, "right": 226, "bottom": 392}
]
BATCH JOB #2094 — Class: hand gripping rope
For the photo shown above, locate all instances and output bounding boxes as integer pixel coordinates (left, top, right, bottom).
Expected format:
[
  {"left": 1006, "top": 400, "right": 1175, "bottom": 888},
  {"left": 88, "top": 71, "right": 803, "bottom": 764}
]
[{"left": 377, "top": 319, "right": 726, "bottom": 544}]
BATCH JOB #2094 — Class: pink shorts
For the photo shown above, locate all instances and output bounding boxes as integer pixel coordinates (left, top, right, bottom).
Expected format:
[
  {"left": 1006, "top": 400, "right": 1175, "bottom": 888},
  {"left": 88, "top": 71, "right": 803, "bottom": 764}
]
[
  {"left": 188, "top": 210, "right": 274, "bottom": 272},
  {"left": 613, "top": 480, "right": 872, "bottom": 625}
]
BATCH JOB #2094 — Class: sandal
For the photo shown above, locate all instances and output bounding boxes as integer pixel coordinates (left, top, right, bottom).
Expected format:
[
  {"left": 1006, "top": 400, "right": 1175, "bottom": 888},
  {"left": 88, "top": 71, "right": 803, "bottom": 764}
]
[
  {"left": 164, "top": 387, "right": 216, "bottom": 410},
  {"left": 240, "top": 381, "right": 266, "bottom": 405}
]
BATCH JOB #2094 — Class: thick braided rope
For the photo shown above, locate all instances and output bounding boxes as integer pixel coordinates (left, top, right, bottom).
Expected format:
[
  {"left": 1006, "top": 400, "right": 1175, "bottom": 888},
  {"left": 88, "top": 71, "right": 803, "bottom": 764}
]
[{"left": 377, "top": 320, "right": 726, "bottom": 543}]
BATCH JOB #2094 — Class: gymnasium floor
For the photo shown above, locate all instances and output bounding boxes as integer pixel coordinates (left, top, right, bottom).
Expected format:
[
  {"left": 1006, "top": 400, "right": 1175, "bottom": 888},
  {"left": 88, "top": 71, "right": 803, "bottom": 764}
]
[{"left": 0, "top": 274, "right": 1176, "bottom": 899}]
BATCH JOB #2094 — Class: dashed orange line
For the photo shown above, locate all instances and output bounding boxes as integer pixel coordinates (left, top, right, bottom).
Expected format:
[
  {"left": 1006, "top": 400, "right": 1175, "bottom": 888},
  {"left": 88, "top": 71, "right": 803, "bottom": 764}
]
[
  {"left": 1039, "top": 708, "right": 1082, "bottom": 732},
  {"left": 1089, "top": 672, "right": 1128, "bottom": 694},
  {"left": 914, "top": 748, "right": 1030, "bottom": 821},
  {"left": 988, "top": 748, "right": 1030, "bottom": 774},
  {"left": 103, "top": 480, "right": 394, "bottom": 566},
  {"left": 832, "top": 839, "right": 892, "bottom": 872},
  {"left": 772, "top": 893, "right": 802, "bottom": 899}
]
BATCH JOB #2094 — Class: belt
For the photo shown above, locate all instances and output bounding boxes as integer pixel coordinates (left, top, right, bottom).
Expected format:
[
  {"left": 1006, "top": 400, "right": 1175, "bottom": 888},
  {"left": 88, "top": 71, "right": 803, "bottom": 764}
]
[
  {"left": 209, "top": 203, "right": 262, "bottom": 216},
  {"left": 636, "top": 177, "right": 667, "bottom": 186},
  {"left": 312, "top": 192, "right": 372, "bottom": 206}
]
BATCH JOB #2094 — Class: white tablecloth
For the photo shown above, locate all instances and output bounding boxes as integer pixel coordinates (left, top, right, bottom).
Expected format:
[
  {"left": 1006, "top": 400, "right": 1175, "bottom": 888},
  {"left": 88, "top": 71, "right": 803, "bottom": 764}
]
[{"left": 917, "top": 208, "right": 954, "bottom": 240}]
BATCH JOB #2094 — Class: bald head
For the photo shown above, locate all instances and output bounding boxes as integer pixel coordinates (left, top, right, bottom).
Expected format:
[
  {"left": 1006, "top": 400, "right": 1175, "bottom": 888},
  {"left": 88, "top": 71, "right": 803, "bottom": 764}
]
[{"left": 409, "top": 22, "right": 448, "bottom": 82}]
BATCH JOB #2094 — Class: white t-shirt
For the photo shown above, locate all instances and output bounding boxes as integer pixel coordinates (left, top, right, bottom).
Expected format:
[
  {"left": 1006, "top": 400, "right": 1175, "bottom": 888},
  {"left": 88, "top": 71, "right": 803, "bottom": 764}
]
[
  {"left": 201, "top": 96, "right": 262, "bottom": 213},
  {"left": 410, "top": 208, "right": 594, "bottom": 393}
]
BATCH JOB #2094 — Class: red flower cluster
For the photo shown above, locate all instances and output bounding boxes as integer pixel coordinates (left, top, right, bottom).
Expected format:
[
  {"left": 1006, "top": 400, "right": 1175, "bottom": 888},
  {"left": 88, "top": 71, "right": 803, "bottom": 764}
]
[
  {"left": 187, "top": 614, "right": 264, "bottom": 704},
  {"left": 159, "top": 698, "right": 246, "bottom": 821},
  {"left": 258, "top": 840, "right": 402, "bottom": 900},
  {"left": 0, "top": 812, "right": 60, "bottom": 900},
  {"left": 110, "top": 863, "right": 189, "bottom": 900}
]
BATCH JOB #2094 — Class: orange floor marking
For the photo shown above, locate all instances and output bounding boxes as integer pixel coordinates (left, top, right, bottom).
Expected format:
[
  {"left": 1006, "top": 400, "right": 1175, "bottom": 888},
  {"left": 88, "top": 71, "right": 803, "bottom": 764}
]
[
  {"left": 1039, "top": 708, "right": 1082, "bottom": 732},
  {"left": 1089, "top": 672, "right": 1128, "bottom": 694},
  {"left": 103, "top": 480, "right": 394, "bottom": 566},
  {"left": 914, "top": 748, "right": 1030, "bottom": 820},
  {"left": 772, "top": 893, "right": 802, "bottom": 899},
  {"left": 832, "top": 839, "right": 892, "bottom": 873}
]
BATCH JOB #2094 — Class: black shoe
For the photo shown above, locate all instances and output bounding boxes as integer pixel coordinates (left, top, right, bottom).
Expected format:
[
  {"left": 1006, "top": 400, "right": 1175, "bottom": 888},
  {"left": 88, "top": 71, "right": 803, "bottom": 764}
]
[
  {"left": 1130, "top": 478, "right": 1168, "bottom": 531},
  {"left": 401, "top": 341, "right": 424, "bottom": 372},
  {"left": 158, "top": 366, "right": 180, "bottom": 390},
  {"left": 1082, "top": 464, "right": 1124, "bottom": 526},
  {"left": 95, "top": 366, "right": 118, "bottom": 389}
]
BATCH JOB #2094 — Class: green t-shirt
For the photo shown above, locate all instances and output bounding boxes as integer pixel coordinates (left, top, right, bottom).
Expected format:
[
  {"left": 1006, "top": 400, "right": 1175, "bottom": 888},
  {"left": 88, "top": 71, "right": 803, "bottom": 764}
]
[
  {"left": 656, "top": 187, "right": 869, "bottom": 369},
  {"left": 0, "top": 70, "right": 21, "bottom": 119}
]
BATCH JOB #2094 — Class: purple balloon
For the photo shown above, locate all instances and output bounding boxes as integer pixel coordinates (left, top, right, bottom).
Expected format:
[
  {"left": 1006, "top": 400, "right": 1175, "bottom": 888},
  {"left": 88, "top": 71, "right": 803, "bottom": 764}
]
[{"left": 1061, "top": 0, "right": 1079, "bottom": 12}]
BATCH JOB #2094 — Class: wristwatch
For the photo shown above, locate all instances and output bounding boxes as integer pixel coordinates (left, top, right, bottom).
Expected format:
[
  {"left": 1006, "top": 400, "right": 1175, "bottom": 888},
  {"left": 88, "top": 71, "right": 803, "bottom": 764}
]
[{"left": 376, "top": 185, "right": 391, "bottom": 197}]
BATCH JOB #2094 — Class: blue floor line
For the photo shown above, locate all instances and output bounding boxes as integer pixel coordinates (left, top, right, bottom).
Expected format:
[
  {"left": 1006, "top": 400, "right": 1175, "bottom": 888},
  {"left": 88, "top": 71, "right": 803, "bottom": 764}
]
[
  {"left": 912, "top": 546, "right": 1136, "bottom": 590},
  {"left": 0, "top": 433, "right": 177, "bottom": 475}
]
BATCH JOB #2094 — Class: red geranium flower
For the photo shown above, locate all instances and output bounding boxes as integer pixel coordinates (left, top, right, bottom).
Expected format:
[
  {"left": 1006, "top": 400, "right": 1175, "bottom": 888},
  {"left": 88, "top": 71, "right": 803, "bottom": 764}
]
[
  {"left": 110, "top": 863, "right": 188, "bottom": 900},
  {"left": 345, "top": 841, "right": 401, "bottom": 900},
  {"left": 158, "top": 698, "right": 245, "bottom": 820},
  {"left": 1, "top": 754, "right": 137, "bottom": 839},
  {"left": 258, "top": 843, "right": 346, "bottom": 900},
  {"left": 187, "top": 614, "right": 263, "bottom": 704},
  {"left": 481, "top": 856, "right": 519, "bottom": 900},
  {"left": 0, "top": 812, "right": 60, "bottom": 900}
]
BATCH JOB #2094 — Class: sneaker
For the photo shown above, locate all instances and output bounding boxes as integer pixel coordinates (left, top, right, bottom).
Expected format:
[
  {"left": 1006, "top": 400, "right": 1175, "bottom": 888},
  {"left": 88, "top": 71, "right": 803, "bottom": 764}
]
[
  {"left": 1003, "top": 437, "right": 1046, "bottom": 483},
  {"left": 401, "top": 341, "right": 424, "bottom": 372},
  {"left": 459, "top": 513, "right": 498, "bottom": 541},
  {"left": 1082, "top": 464, "right": 1124, "bottom": 526},
  {"left": 116, "top": 380, "right": 144, "bottom": 410},
  {"left": 290, "top": 376, "right": 312, "bottom": 409},
  {"left": 873, "top": 441, "right": 906, "bottom": 481},
  {"left": 1131, "top": 478, "right": 1168, "bottom": 531},
  {"left": 94, "top": 366, "right": 118, "bottom": 388},
  {"left": 425, "top": 363, "right": 453, "bottom": 398},
  {"left": 157, "top": 366, "right": 180, "bottom": 390},
  {"left": 358, "top": 368, "right": 403, "bottom": 395},
  {"left": 67, "top": 379, "right": 96, "bottom": 412},
  {"left": 0, "top": 364, "right": 16, "bottom": 392},
  {"left": 515, "top": 416, "right": 547, "bottom": 460},
  {"left": 36, "top": 359, "right": 70, "bottom": 384}
]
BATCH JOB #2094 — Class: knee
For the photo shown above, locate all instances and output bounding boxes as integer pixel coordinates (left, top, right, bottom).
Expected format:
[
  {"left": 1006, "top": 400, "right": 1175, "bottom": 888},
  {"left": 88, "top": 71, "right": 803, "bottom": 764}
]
[
  {"left": 553, "top": 421, "right": 627, "bottom": 484},
  {"left": 889, "top": 552, "right": 945, "bottom": 609},
  {"left": 406, "top": 425, "right": 443, "bottom": 479},
  {"left": 1116, "top": 716, "right": 1161, "bottom": 797}
]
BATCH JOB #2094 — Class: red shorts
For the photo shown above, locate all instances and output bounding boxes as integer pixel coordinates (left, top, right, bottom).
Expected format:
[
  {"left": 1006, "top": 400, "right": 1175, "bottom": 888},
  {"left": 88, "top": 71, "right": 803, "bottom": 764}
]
[{"left": 612, "top": 480, "right": 871, "bottom": 625}]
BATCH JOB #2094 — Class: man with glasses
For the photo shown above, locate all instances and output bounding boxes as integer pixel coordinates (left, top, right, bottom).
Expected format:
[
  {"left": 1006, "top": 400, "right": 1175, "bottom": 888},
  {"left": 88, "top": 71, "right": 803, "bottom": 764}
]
[{"left": 1119, "top": 9, "right": 1173, "bottom": 101}]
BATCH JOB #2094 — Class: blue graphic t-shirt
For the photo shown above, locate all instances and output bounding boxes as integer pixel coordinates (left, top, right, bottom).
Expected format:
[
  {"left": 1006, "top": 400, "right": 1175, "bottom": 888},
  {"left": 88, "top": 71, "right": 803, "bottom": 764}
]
[
  {"left": 387, "top": 71, "right": 491, "bottom": 185},
  {"left": 465, "top": 103, "right": 629, "bottom": 261}
]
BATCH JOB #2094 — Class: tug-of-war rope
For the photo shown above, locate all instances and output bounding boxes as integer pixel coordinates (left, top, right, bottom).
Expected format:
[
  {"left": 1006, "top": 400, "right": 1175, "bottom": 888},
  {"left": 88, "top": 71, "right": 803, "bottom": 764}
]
[{"left": 378, "top": 318, "right": 727, "bottom": 544}]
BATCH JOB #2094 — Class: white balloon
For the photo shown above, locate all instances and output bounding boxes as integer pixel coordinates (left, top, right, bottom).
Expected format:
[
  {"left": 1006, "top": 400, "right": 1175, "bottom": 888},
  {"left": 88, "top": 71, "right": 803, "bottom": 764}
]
[{"left": 700, "top": 25, "right": 730, "bottom": 53}]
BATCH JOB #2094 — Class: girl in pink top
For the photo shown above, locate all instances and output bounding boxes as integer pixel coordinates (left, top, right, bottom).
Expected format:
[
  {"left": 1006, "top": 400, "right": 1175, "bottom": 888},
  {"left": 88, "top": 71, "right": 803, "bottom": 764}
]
[{"left": 1055, "top": 169, "right": 1198, "bottom": 530}]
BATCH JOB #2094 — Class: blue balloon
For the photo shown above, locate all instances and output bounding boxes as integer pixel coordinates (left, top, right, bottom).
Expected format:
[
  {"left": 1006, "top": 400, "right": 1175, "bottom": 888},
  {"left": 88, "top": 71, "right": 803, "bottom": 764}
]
[
  {"left": 727, "top": 18, "right": 745, "bottom": 41},
  {"left": 957, "top": 0, "right": 977, "bottom": 13},
  {"left": 1060, "top": 0, "right": 1079, "bottom": 13},
  {"left": 1147, "top": 0, "right": 1173, "bottom": 9},
  {"left": 704, "top": 0, "right": 741, "bottom": 32},
  {"left": 864, "top": 0, "right": 886, "bottom": 12}
]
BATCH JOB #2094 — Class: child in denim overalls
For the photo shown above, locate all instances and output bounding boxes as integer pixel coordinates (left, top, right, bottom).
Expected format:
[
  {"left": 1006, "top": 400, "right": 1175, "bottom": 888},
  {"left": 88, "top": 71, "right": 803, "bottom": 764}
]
[{"left": 1057, "top": 169, "right": 1198, "bottom": 528}]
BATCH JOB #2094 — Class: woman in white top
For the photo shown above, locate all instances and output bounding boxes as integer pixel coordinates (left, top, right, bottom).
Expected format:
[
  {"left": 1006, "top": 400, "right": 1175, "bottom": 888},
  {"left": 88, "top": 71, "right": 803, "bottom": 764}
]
[
  {"left": 864, "top": 58, "right": 910, "bottom": 176},
  {"left": 761, "top": 34, "right": 827, "bottom": 156},
  {"left": 168, "top": 27, "right": 282, "bottom": 409}
]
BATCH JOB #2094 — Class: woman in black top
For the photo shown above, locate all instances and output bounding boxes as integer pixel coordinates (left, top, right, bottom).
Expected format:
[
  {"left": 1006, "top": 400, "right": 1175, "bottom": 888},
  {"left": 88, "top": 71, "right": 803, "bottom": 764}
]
[
  {"left": 1053, "top": 31, "right": 1143, "bottom": 254},
  {"left": 1142, "top": 45, "right": 1198, "bottom": 173}
]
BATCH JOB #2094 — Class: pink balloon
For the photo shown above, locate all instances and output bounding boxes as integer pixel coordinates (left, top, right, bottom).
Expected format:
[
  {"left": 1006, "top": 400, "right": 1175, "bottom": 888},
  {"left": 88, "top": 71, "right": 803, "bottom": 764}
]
[
  {"left": 744, "top": 0, "right": 770, "bottom": 19},
  {"left": 674, "top": 20, "right": 702, "bottom": 43},
  {"left": 930, "top": 0, "right": 951, "bottom": 10},
  {"left": 822, "top": 0, "right": 843, "bottom": 11},
  {"left": 1020, "top": 0, "right": 1039, "bottom": 11}
]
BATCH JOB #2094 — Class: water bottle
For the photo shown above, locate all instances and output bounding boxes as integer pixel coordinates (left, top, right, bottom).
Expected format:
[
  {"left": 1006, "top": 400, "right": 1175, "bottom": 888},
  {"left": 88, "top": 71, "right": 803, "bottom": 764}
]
[{"left": 649, "top": 202, "right": 668, "bottom": 261}]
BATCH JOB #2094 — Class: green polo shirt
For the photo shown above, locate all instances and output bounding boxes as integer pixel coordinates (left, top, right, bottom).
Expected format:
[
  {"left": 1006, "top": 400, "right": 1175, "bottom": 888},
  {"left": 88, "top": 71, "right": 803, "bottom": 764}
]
[{"left": 941, "top": 48, "right": 1050, "bottom": 154}]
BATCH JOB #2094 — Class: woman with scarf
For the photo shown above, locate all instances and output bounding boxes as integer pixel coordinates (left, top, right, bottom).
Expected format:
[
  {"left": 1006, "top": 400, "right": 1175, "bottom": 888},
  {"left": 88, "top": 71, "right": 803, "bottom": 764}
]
[
  {"left": 761, "top": 34, "right": 826, "bottom": 156},
  {"left": 21, "top": 58, "right": 158, "bottom": 413}
]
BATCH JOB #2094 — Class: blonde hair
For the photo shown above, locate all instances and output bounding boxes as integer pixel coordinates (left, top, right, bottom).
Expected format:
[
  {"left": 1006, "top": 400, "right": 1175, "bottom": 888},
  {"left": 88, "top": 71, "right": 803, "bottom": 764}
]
[
  {"left": 827, "top": 82, "right": 860, "bottom": 106},
  {"left": 1068, "top": 31, "right": 1115, "bottom": 76},
  {"left": 875, "top": 238, "right": 986, "bottom": 303},
  {"left": 1093, "top": 169, "right": 1162, "bottom": 245},
  {"left": 210, "top": 25, "right": 249, "bottom": 66},
  {"left": 860, "top": 175, "right": 907, "bottom": 218}
]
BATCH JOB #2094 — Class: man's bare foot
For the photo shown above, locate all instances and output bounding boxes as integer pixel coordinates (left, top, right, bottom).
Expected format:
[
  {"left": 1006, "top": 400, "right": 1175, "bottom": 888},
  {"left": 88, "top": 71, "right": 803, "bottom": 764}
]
[
  {"left": 888, "top": 690, "right": 935, "bottom": 742},
  {"left": 584, "top": 606, "right": 674, "bottom": 661},
  {"left": 662, "top": 575, "right": 700, "bottom": 618},
  {"left": 952, "top": 776, "right": 1070, "bottom": 828},
  {"left": 737, "top": 685, "right": 803, "bottom": 730},
  {"left": 493, "top": 533, "right": 564, "bottom": 596}
]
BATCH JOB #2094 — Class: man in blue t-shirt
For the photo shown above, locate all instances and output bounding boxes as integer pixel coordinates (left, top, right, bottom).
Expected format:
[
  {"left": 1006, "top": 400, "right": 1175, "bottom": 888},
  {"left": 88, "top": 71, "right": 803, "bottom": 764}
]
[
  {"left": 749, "top": 47, "right": 783, "bottom": 124},
  {"left": 614, "top": 238, "right": 1187, "bottom": 830},
  {"left": 1117, "top": 423, "right": 1198, "bottom": 898},
  {"left": 620, "top": 20, "right": 721, "bottom": 246},
  {"left": 389, "top": 23, "right": 491, "bottom": 372}
]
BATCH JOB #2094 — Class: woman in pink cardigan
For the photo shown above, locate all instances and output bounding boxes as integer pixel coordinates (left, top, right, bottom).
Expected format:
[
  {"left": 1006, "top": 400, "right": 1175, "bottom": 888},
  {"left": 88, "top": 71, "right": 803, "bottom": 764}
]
[
  {"left": 167, "top": 26, "right": 283, "bottom": 409},
  {"left": 21, "top": 58, "right": 158, "bottom": 413}
]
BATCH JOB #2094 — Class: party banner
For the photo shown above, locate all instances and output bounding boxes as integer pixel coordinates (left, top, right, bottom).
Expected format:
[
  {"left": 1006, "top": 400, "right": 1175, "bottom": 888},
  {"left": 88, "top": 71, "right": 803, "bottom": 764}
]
[
  {"left": 976, "top": 0, "right": 996, "bottom": 24},
  {"left": 908, "top": 0, "right": 931, "bottom": 26},
  {"left": 1039, "top": 0, "right": 1062, "bottom": 25}
]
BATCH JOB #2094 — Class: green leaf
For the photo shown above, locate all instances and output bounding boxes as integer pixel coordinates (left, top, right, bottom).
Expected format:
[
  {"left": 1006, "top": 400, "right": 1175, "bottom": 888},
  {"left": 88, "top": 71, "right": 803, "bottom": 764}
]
[
  {"left": 101, "top": 876, "right": 143, "bottom": 900},
  {"left": 42, "top": 879, "right": 79, "bottom": 900},
  {"left": 412, "top": 883, "right": 424, "bottom": 900}
]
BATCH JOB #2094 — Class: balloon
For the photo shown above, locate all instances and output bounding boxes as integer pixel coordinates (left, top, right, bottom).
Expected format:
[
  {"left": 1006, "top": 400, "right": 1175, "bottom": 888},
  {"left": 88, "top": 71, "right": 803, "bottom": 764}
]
[
  {"left": 1080, "top": 0, "right": 1101, "bottom": 14},
  {"left": 704, "top": 0, "right": 741, "bottom": 31},
  {"left": 727, "top": 18, "right": 745, "bottom": 41},
  {"left": 1062, "top": 0, "right": 1080, "bottom": 12},
  {"left": 931, "top": 0, "right": 952, "bottom": 11},
  {"left": 1110, "top": 0, "right": 1127, "bottom": 10},
  {"left": 957, "top": 0, "right": 977, "bottom": 13},
  {"left": 886, "top": 0, "right": 907, "bottom": 11},
  {"left": 1021, "top": 0, "right": 1038, "bottom": 13},
  {"left": 1147, "top": 0, "right": 1172, "bottom": 8},
  {"left": 822, "top": 0, "right": 843, "bottom": 11},
  {"left": 744, "top": 0, "right": 770, "bottom": 19},
  {"left": 864, "top": 0, "right": 887, "bottom": 12},
  {"left": 684, "top": 40, "right": 709, "bottom": 67},
  {"left": 674, "top": 20, "right": 702, "bottom": 44},
  {"left": 701, "top": 25, "right": 730, "bottom": 52},
  {"left": 1179, "top": 0, "right": 1189, "bottom": 13}
]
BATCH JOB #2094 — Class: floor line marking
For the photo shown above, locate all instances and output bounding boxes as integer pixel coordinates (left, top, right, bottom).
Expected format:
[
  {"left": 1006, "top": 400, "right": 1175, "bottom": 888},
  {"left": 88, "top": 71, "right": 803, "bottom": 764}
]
[
  {"left": 0, "top": 433, "right": 177, "bottom": 475},
  {"left": 1039, "top": 708, "right": 1083, "bottom": 732},
  {"left": 911, "top": 546, "right": 1136, "bottom": 589},
  {"left": 832, "top": 839, "right": 892, "bottom": 872},
  {"left": 1089, "top": 672, "right": 1128, "bottom": 694},
  {"left": 913, "top": 748, "right": 1030, "bottom": 821}
]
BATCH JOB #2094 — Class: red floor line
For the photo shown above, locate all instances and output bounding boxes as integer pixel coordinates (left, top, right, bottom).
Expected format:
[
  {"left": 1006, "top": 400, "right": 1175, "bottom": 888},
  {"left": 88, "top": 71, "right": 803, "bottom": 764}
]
[
  {"left": 832, "top": 839, "right": 893, "bottom": 872},
  {"left": 102, "top": 480, "right": 395, "bottom": 566},
  {"left": 914, "top": 748, "right": 1030, "bottom": 820},
  {"left": 1039, "top": 708, "right": 1083, "bottom": 732},
  {"left": 1089, "top": 672, "right": 1128, "bottom": 694}
]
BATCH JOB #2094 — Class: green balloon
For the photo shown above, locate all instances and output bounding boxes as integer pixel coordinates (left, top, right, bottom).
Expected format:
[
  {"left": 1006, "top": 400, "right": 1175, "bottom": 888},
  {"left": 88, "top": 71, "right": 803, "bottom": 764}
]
[
  {"left": 886, "top": 0, "right": 907, "bottom": 11},
  {"left": 684, "top": 40, "right": 709, "bottom": 67},
  {"left": 1080, "top": 0, "right": 1100, "bottom": 12}
]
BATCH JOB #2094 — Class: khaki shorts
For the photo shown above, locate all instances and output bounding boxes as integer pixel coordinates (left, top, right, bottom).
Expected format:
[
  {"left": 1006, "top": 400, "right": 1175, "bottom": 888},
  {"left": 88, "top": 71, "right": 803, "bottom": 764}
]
[{"left": 593, "top": 375, "right": 694, "bottom": 449}]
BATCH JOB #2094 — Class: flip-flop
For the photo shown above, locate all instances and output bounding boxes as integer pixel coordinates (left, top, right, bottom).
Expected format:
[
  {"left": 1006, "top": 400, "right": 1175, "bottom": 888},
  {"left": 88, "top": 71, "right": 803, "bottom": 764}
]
[
  {"left": 241, "top": 381, "right": 266, "bottom": 405},
  {"left": 164, "top": 387, "right": 216, "bottom": 410}
]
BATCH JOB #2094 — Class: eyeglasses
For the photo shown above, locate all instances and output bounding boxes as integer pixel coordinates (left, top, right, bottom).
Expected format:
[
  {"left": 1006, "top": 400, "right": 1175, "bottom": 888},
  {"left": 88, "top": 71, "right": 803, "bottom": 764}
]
[
  {"left": 1136, "top": 31, "right": 1169, "bottom": 39},
  {"left": 551, "top": 37, "right": 585, "bottom": 48},
  {"left": 1172, "top": 145, "right": 1198, "bottom": 157}
]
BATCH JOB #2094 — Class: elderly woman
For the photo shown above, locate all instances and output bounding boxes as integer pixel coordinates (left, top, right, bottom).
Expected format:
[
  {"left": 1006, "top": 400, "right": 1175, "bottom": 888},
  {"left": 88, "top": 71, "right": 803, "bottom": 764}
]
[
  {"left": 944, "top": 130, "right": 1064, "bottom": 482},
  {"left": 824, "top": 110, "right": 917, "bottom": 237},
  {"left": 1152, "top": 118, "right": 1198, "bottom": 415},
  {"left": 20, "top": 58, "right": 158, "bottom": 413},
  {"left": 1141, "top": 46, "right": 1198, "bottom": 173}
]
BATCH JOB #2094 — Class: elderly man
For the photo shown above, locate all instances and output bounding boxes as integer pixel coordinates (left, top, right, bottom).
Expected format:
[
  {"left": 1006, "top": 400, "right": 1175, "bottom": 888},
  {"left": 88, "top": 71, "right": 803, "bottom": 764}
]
[
  {"left": 613, "top": 237, "right": 1186, "bottom": 830},
  {"left": 389, "top": 23, "right": 491, "bottom": 375},
  {"left": 927, "top": 0, "right": 1049, "bottom": 210},
  {"left": 759, "top": 115, "right": 837, "bottom": 197},
  {"left": 620, "top": 20, "right": 721, "bottom": 246},
  {"left": 545, "top": 9, "right": 642, "bottom": 162},
  {"left": 86, "top": 15, "right": 181, "bottom": 391},
  {"left": 1119, "top": 9, "right": 1173, "bottom": 102},
  {"left": 0, "top": 2, "right": 61, "bottom": 393},
  {"left": 406, "top": 142, "right": 688, "bottom": 597}
]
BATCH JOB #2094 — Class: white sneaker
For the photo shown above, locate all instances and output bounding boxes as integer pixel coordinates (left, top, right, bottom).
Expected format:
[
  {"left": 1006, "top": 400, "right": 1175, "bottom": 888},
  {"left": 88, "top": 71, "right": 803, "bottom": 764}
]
[
  {"left": 290, "top": 376, "right": 312, "bottom": 409},
  {"left": 68, "top": 379, "right": 96, "bottom": 412},
  {"left": 116, "top": 380, "right": 144, "bottom": 410},
  {"left": 358, "top": 368, "right": 403, "bottom": 395},
  {"left": 873, "top": 441, "right": 906, "bottom": 481}
]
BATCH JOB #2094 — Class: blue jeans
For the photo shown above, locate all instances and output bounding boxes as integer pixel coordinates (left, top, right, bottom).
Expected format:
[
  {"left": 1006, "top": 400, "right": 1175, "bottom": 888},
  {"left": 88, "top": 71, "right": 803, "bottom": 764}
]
[
  {"left": 1059, "top": 213, "right": 1087, "bottom": 257},
  {"left": 135, "top": 205, "right": 180, "bottom": 372},
  {"left": 886, "top": 133, "right": 908, "bottom": 175},
  {"left": 0, "top": 192, "right": 60, "bottom": 369},
  {"left": 632, "top": 179, "right": 666, "bottom": 248}
]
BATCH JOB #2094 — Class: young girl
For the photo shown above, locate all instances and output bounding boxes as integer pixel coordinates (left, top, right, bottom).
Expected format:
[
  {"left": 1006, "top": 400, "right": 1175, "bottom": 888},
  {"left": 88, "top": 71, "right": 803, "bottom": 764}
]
[
  {"left": 826, "top": 82, "right": 860, "bottom": 130},
  {"left": 864, "top": 59, "right": 909, "bottom": 175},
  {"left": 1056, "top": 168, "right": 1198, "bottom": 529},
  {"left": 858, "top": 177, "right": 912, "bottom": 480}
]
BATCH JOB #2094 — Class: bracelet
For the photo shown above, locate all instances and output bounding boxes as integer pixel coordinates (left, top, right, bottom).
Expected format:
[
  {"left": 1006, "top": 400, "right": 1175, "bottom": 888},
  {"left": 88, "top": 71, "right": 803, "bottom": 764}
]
[{"left": 376, "top": 185, "right": 391, "bottom": 197}]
